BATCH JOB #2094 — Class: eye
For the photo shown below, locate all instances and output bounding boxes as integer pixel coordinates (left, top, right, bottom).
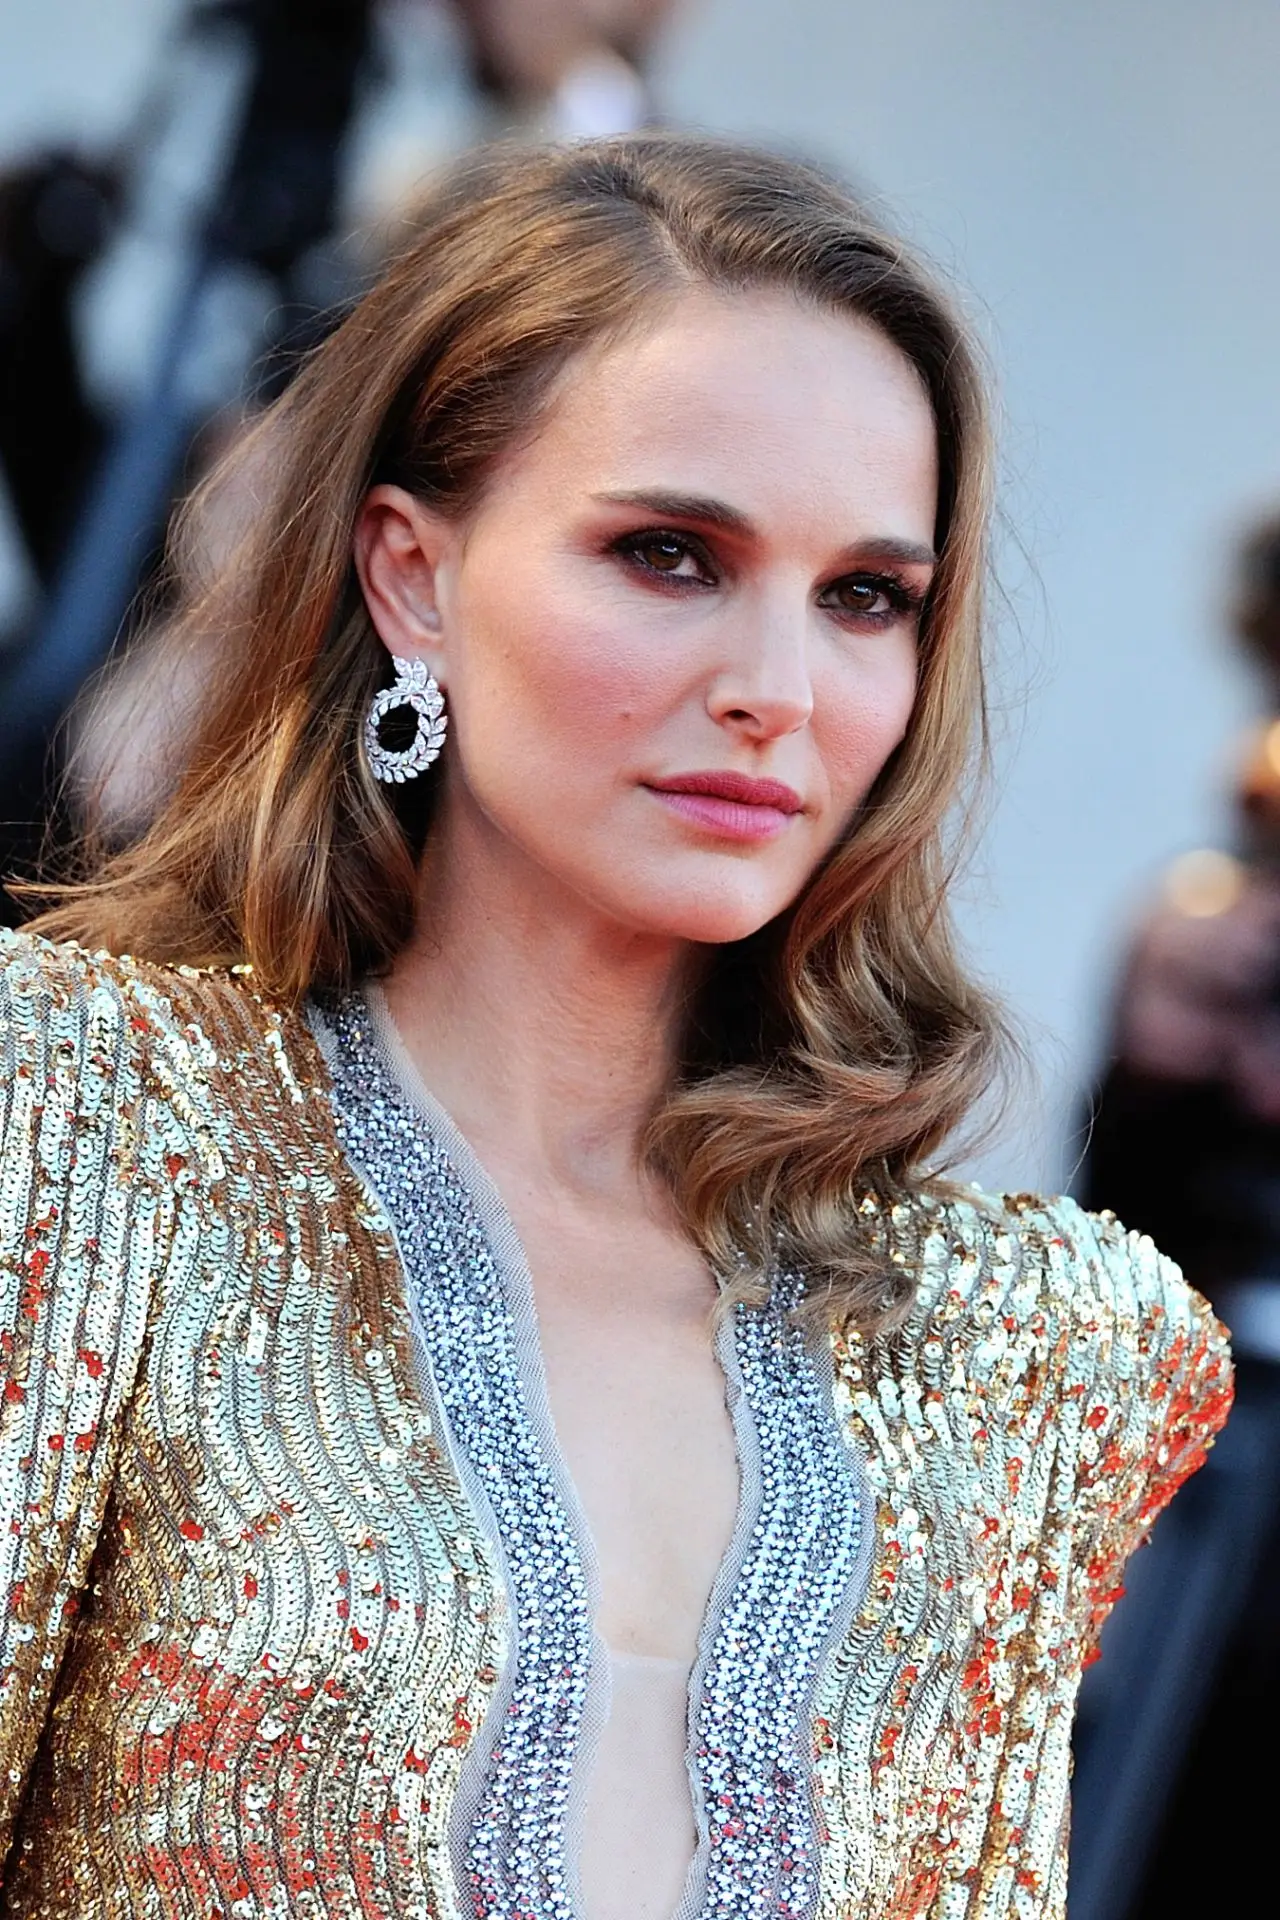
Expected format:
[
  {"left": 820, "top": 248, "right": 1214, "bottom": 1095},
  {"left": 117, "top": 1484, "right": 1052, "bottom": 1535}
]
[
  {"left": 821, "top": 572, "right": 926, "bottom": 624},
  {"left": 612, "top": 529, "right": 716, "bottom": 585}
]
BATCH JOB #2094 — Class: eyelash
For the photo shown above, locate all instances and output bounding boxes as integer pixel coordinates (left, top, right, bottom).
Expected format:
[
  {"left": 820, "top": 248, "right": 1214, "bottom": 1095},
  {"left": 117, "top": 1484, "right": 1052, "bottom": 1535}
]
[{"left": 608, "top": 528, "right": 927, "bottom": 626}]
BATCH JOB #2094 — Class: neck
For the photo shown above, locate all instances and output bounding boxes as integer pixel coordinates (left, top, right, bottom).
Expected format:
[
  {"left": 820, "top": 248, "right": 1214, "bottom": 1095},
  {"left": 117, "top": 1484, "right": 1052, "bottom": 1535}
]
[{"left": 383, "top": 807, "right": 702, "bottom": 1202}]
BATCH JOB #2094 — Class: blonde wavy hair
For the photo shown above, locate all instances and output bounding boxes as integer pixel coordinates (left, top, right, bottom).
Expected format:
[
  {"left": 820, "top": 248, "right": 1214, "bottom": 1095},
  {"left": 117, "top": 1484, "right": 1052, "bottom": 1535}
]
[{"left": 27, "top": 133, "right": 1005, "bottom": 1331}]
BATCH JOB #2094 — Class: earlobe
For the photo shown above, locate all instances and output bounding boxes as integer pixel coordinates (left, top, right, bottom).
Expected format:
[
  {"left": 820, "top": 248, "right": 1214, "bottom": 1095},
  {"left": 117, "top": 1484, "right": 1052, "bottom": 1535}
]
[{"left": 354, "top": 484, "right": 450, "bottom": 672}]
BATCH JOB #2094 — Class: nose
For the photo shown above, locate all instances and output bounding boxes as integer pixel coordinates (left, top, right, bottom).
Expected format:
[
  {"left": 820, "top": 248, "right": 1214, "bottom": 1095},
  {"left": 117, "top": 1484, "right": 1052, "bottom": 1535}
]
[{"left": 704, "top": 595, "right": 814, "bottom": 741}]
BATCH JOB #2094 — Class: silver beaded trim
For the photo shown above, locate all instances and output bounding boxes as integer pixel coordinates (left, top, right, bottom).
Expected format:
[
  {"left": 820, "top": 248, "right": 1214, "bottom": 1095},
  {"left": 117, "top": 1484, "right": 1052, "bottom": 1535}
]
[
  {"left": 679, "top": 1279, "right": 868, "bottom": 1920},
  {"left": 318, "top": 992, "right": 595, "bottom": 1920},
  {"left": 314, "top": 990, "right": 870, "bottom": 1920}
]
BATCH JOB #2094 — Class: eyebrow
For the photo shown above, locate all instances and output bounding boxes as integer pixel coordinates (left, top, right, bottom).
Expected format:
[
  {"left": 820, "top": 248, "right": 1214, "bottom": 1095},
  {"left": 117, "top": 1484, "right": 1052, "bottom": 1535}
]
[{"left": 592, "top": 489, "right": 937, "bottom": 567}]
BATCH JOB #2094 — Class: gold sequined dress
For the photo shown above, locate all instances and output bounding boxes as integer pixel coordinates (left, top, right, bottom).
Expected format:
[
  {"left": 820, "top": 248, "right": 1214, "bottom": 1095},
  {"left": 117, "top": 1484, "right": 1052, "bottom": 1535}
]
[{"left": 0, "top": 931, "right": 1232, "bottom": 1920}]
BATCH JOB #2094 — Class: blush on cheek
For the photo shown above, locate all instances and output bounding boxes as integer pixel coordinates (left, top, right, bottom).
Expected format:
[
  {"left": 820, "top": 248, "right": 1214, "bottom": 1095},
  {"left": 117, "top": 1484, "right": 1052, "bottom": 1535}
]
[
  {"left": 495, "top": 584, "right": 650, "bottom": 712},
  {"left": 826, "top": 696, "right": 914, "bottom": 813},
  {"left": 538, "top": 641, "right": 659, "bottom": 744}
]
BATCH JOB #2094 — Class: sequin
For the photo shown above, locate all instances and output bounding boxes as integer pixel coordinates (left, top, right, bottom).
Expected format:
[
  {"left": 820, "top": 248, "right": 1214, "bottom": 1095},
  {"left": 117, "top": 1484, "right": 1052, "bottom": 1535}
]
[{"left": 0, "top": 931, "right": 1232, "bottom": 1919}]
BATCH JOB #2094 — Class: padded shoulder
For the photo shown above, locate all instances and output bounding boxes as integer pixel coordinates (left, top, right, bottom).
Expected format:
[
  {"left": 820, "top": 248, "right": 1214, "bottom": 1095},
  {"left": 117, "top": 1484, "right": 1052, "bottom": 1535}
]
[
  {"left": 895, "top": 1184, "right": 1223, "bottom": 1358},
  {"left": 0, "top": 927, "right": 326, "bottom": 1141},
  {"left": 1, "top": 924, "right": 133, "bottom": 1029},
  {"left": 883, "top": 1185, "right": 1231, "bottom": 1634},
  {"left": 0, "top": 926, "right": 223, "bottom": 1067}
]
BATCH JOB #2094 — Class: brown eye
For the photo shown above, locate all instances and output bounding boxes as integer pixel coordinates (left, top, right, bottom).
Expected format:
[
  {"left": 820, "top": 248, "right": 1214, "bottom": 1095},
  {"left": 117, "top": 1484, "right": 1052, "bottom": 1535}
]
[
  {"left": 613, "top": 528, "right": 716, "bottom": 584},
  {"left": 637, "top": 535, "right": 692, "bottom": 572},
  {"left": 831, "top": 578, "right": 890, "bottom": 616},
  {"left": 821, "top": 572, "right": 922, "bottom": 622}
]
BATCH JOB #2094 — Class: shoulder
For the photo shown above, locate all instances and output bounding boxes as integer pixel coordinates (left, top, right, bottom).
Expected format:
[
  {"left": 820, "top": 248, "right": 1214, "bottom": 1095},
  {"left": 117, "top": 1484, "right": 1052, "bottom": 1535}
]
[
  {"left": 880, "top": 1184, "right": 1230, "bottom": 1403},
  {"left": 0, "top": 927, "right": 322, "bottom": 1139},
  {"left": 1, "top": 924, "right": 123, "bottom": 1019},
  {"left": 0, "top": 927, "right": 150, "bottom": 1110},
  {"left": 0, "top": 923, "right": 208, "bottom": 1042},
  {"left": 0, "top": 929, "right": 193, "bottom": 1168},
  {"left": 836, "top": 1188, "right": 1231, "bottom": 1554},
  {"left": 834, "top": 1188, "right": 1232, "bottom": 1666},
  {"left": 1, "top": 924, "right": 302, "bottom": 1046}
]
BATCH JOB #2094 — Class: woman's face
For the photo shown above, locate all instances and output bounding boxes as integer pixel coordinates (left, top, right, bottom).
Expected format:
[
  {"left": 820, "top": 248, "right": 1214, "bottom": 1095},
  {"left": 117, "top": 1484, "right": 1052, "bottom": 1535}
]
[{"left": 358, "top": 287, "right": 938, "bottom": 947}]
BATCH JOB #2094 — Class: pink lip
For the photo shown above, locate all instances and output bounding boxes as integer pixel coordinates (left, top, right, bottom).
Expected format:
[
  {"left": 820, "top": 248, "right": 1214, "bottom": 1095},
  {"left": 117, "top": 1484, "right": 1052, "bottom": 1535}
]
[{"left": 645, "top": 770, "right": 804, "bottom": 843}]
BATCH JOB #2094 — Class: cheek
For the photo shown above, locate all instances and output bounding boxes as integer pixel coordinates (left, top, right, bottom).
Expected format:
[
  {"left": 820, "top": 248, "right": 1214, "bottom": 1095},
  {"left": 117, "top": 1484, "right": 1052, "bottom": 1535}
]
[
  {"left": 453, "top": 564, "right": 667, "bottom": 755},
  {"left": 817, "top": 650, "right": 919, "bottom": 807}
]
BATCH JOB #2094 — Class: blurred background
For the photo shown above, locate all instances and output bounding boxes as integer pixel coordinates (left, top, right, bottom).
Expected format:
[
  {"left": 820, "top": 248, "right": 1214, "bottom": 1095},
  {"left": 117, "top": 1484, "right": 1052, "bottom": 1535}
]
[{"left": 2, "top": 2, "right": 1279, "bottom": 1914}]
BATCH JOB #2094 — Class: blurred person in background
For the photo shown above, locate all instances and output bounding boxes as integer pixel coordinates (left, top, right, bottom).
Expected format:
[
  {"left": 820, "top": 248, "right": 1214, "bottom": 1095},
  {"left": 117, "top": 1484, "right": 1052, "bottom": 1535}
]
[
  {"left": 1085, "top": 512, "right": 1280, "bottom": 1285},
  {"left": 0, "top": 0, "right": 675, "bottom": 620},
  {"left": 0, "top": 132, "right": 1229, "bottom": 1920},
  {"left": 0, "top": 0, "right": 677, "bottom": 903},
  {"left": 1076, "top": 509, "right": 1280, "bottom": 1920}
]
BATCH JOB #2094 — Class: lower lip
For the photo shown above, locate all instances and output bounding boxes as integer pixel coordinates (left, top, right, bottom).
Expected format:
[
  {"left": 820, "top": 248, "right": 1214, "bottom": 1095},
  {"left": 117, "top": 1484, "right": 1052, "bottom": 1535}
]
[{"left": 647, "top": 788, "right": 797, "bottom": 842}]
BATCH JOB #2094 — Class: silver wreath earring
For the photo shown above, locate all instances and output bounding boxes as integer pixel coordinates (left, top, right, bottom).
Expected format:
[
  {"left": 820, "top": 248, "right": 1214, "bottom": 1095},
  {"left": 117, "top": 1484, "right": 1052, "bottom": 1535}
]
[{"left": 364, "top": 656, "right": 448, "bottom": 783}]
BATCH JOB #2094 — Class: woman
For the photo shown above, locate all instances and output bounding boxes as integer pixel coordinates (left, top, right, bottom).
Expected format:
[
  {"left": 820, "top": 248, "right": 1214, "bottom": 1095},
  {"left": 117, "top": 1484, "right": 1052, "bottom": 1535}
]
[{"left": 0, "top": 135, "right": 1230, "bottom": 1920}]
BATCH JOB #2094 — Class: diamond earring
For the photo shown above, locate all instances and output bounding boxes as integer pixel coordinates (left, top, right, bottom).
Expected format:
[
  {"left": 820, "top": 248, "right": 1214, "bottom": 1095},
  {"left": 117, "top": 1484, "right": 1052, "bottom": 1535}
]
[{"left": 364, "top": 656, "right": 448, "bottom": 783}]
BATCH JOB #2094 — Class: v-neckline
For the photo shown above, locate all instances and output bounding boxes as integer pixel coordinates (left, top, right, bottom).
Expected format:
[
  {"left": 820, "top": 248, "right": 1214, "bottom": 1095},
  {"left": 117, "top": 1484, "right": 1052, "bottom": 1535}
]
[
  {"left": 363, "top": 978, "right": 739, "bottom": 1660},
  {"left": 360, "top": 980, "right": 745, "bottom": 1920},
  {"left": 309, "top": 984, "right": 874, "bottom": 1920}
]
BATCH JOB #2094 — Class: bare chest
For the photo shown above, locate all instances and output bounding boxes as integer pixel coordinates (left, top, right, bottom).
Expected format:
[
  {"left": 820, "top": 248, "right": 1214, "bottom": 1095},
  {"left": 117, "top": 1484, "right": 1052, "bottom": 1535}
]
[{"left": 514, "top": 1214, "right": 741, "bottom": 1663}]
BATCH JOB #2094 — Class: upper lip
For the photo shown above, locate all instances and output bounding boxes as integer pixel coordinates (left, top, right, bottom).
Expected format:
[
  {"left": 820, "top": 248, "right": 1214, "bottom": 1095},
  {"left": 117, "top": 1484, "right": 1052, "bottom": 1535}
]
[{"left": 647, "top": 770, "right": 804, "bottom": 812}]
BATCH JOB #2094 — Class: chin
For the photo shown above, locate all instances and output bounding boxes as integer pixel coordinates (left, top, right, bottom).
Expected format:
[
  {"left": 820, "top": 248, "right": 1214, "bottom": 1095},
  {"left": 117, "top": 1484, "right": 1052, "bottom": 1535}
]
[{"left": 612, "top": 877, "right": 790, "bottom": 947}]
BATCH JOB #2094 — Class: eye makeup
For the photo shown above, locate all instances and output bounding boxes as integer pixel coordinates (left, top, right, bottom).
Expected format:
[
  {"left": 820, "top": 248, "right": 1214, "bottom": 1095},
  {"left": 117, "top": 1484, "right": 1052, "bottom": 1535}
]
[{"left": 606, "top": 524, "right": 930, "bottom": 630}]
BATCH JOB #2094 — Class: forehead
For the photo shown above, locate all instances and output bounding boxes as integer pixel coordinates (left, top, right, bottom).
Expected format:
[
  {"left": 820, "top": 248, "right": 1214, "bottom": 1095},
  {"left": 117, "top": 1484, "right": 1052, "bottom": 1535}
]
[{"left": 493, "top": 287, "right": 939, "bottom": 539}]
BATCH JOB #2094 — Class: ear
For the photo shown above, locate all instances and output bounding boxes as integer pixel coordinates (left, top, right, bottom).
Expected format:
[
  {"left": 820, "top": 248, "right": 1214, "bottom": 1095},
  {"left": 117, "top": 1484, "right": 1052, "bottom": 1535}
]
[{"left": 354, "top": 485, "right": 454, "bottom": 683}]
